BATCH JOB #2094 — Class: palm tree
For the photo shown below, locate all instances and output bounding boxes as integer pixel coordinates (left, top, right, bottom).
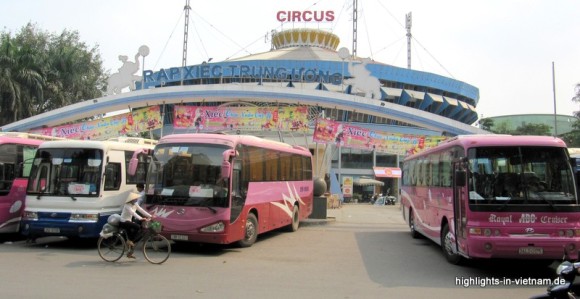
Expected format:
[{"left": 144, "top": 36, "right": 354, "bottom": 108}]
[{"left": 0, "top": 34, "right": 44, "bottom": 126}]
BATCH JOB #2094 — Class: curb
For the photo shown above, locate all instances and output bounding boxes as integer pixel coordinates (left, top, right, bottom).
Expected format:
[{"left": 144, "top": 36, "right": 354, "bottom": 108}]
[{"left": 301, "top": 217, "right": 337, "bottom": 226}]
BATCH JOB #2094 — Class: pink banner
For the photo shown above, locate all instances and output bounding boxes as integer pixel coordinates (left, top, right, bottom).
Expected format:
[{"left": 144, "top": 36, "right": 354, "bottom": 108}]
[
  {"left": 173, "top": 106, "right": 308, "bottom": 132},
  {"left": 29, "top": 106, "right": 161, "bottom": 140},
  {"left": 313, "top": 118, "right": 447, "bottom": 155}
]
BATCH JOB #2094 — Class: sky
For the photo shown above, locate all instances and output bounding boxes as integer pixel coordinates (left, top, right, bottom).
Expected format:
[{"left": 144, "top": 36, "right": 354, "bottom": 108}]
[{"left": 2, "top": 0, "right": 580, "bottom": 120}]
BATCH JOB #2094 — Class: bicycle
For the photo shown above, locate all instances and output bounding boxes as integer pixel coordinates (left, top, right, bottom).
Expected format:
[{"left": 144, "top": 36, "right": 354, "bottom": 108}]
[{"left": 97, "top": 220, "right": 171, "bottom": 264}]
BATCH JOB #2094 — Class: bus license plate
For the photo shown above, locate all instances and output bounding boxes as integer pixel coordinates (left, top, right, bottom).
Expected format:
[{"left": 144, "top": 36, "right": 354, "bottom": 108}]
[
  {"left": 518, "top": 247, "right": 543, "bottom": 255},
  {"left": 171, "top": 234, "right": 188, "bottom": 241},
  {"left": 44, "top": 228, "right": 60, "bottom": 233}
]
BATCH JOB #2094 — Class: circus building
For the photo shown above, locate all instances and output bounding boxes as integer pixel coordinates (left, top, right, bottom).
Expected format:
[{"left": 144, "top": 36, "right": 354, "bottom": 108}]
[{"left": 1, "top": 25, "right": 486, "bottom": 201}]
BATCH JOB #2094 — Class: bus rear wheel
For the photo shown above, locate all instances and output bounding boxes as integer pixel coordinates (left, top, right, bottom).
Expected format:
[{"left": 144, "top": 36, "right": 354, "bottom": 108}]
[
  {"left": 237, "top": 213, "right": 258, "bottom": 248},
  {"left": 441, "top": 224, "right": 462, "bottom": 265},
  {"left": 409, "top": 210, "right": 420, "bottom": 239},
  {"left": 284, "top": 205, "right": 299, "bottom": 232}
]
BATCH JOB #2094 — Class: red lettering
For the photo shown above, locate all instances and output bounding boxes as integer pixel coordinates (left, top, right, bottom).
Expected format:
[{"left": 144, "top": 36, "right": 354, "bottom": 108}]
[
  {"left": 277, "top": 10, "right": 335, "bottom": 22},
  {"left": 313, "top": 11, "right": 324, "bottom": 22},
  {"left": 292, "top": 11, "right": 302, "bottom": 22},
  {"left": 303, "top": 11, "right": 312, "bottom": 21},
  {"left": 276, "top": 11, "right": 287, "bottom": 22},
  {"left": 325, "top": 11, "right": 335, "bottom": 22}
]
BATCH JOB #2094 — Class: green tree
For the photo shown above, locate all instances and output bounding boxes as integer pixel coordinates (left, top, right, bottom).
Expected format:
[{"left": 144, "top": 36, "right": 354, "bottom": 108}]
[
  {"left": 0, "top": 33, "right": 44, "bottom": 124},
  {"left": 512, "top": 122, "right": 552, "bottom": 136},
  {"left": 565, "top": 83, "right": 580, "bottom": 147},
  {"left": 488, "top": 121, "right": 511, "bottom": 134},
  {"left": 0, "top": 23, "right": 106, "bottom": 126},
  {"left": 478, "top": 118, "right": 494, "bottom": 131},
  {"left": 560, "top": 120, "right": 580, "bottom": 147}
]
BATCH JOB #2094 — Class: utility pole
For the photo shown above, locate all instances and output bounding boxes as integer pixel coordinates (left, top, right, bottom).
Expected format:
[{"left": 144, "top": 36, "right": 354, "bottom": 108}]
[
  {"left": 182, "top": 0, "right": 191, "bottom": 68},
  {"left": 406, "top": 12, "right": 412, "bottom": 69},
  {"left": 352, "top": 0, "right": 358, "bottom": 58}
]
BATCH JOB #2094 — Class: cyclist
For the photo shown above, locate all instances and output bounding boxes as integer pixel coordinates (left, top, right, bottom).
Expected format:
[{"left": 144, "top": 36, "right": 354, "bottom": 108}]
[{"left": 119, "top": 192, "right": 154, "bottom": 258}]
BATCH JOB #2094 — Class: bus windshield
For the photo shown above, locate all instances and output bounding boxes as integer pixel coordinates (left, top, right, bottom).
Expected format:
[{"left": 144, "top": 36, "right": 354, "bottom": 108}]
[
  {"left": 146, "top": 143, "right": 229, "bottom": 208},
  {"left": 0, "top": 143, "right": 37, "bottom": 195},
  {"left": 468, "top": 146, "right": 577, "bottom": 206},
  {"left": 27, "top": 148, "right": 103, "bottom": 197}
]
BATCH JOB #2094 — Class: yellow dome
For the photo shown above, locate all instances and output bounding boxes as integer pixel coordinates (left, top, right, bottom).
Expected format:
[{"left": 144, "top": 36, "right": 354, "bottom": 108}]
[{"left": 272, "top": 29, "right": 340, "bottom": 50}]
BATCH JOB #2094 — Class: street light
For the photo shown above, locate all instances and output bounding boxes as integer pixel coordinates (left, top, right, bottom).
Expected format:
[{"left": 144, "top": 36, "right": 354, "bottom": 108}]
[{"left": 338, "top": 47, "right": 350, "bottom": 92}]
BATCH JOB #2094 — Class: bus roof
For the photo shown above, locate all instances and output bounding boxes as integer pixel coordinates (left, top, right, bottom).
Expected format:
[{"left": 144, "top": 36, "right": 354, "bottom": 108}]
[
  {"left": 107, "top": 136, "right": 157, "bottom": 145},
  {"left": 158, "top": 133, "right": 311, "bottom": 156},
  {"left": 405, "top": 134, "right": 567, "bottom": 161},
  {"left": 0, "top": 132, "right": 64, "bottom": 146},
  {"left": 38, "top": 138, "right": 156, "bottom": 150}
]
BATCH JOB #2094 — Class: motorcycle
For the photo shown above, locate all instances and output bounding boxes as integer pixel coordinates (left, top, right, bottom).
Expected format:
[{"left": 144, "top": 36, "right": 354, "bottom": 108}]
[
  {"left": 384, "top": 188, "right": 396, "bottom": 205},
  {"left": 530, "top": 261, "right": 580, "bottom": 299}
]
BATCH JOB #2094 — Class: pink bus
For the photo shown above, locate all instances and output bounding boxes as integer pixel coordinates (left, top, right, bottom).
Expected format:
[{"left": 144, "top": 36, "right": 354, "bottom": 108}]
[
  {"left": 401, "top": 135, "right": 579, "bottom": 264},
  {"left": 139, "top": 133, "right": 313, "bottom": 247},
  {"left": 0, "top": 133, "right": 61, "bottom": 233}
]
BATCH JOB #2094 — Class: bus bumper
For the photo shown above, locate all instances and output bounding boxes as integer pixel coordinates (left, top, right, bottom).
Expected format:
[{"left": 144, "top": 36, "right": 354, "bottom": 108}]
[
  {"left": 465, "top": 237, "right": 580, "bottom": 260},
  {"left": 20, "top": 216, "right": 108, "bottom": 239}
]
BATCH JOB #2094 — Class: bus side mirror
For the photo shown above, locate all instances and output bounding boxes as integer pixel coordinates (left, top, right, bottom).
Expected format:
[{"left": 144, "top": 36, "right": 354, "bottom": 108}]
[
  {"left": 128, "top": 148, "right": 151, "bottom": 176},
  {"left": 221, "top": 161, "right": 231, "bottom": 179},
  {"left": 455, "top": 170, "right": 466, "bottom": 187},
  {"left": 221, "top": 149, "right": 237, "bottom": 179}
]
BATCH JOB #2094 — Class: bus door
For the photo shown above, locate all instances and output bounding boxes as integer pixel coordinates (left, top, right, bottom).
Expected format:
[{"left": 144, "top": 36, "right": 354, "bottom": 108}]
[{"left": 452, "top": 158, "right": 468, "bottom": 255}]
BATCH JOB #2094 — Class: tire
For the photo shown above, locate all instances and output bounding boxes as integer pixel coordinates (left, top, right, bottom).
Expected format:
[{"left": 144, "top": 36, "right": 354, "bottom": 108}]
[
  {"left": 143, "top": 234, "right": 171, "bottom": 264},
  {"left": 97, "top": 233, "right": 126, "bottom": 262},
  {"left": 237, "top": 213, "right": 258, "bottom": 248},
  {"left": 441, "top": 224, "right": 462, "bottom": 265},
  {"left": 284, "top": 205, "right": 299, "bottom": 232},
  {"left": 409, "top": 210, "right": 420, "bottom": 239}
]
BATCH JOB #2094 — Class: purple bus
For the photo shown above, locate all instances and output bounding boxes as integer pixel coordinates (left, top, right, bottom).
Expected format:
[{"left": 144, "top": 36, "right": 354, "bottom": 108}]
[
  {"left": 401, "top": 135, "right": 579, "bottom": 264},
  {"left": 137, "top": 134, "right": 314, "bottom": 247},
  {"left": 0, "top": 133, "right": 61, "bottom": 233}
]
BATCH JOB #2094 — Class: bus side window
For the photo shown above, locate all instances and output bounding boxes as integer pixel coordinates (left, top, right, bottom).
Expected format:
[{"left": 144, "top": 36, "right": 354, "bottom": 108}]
[{"left": 104, "top": 163, "right": 121, "bottom": 190}]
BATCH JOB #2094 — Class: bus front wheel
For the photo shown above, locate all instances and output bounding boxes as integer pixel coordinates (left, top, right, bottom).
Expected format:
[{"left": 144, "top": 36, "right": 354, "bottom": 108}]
[
  {"left": 441, "top": 224, "right": 462, "bottom": 265},
  {"left": 238, "top": 213, "right": 258, "bottom": 248}
]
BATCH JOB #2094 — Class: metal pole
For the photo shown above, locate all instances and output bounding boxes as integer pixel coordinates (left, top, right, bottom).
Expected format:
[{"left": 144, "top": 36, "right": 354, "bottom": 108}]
[
  {"left": 552, "top": 61, "right": 558, "bottom": 136},
  {"left": 338, "top": 144, "right": 342, "bottom": 190}
]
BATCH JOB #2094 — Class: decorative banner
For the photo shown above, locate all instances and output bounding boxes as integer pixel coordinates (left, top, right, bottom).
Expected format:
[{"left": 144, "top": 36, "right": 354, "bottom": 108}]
[
  {"left": 173, "top": 105, "right": 308, "bottom": 132},
  {"left": 342, "top": 176, "right": 353, "bottom": 198},
  {"left": 313, "top": 118, "right": 447, "bottom": 156},
  {"left": 373, "top": 167, "right": 402, "bottom": 178},
  {"left": 29, "top": 106, "right": 161, "bottom": 140}
]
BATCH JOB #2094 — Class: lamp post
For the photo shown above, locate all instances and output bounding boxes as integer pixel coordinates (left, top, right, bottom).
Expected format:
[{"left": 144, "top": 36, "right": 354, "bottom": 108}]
[{"left": 338, "top": 47, "right": 350, "bottom": 92}]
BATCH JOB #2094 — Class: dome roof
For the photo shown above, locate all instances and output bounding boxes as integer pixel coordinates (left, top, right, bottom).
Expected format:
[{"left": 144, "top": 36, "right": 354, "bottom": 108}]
[{"left": 272, "top": 28, "right": 340, "bottom": 50}]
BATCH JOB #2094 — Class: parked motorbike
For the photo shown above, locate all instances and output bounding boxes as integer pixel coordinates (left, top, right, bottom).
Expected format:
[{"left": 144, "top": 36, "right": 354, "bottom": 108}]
[
  {"left": 530, "top": 261, "right": 580, "bottom": 299},
  {"left": 384, "top": 188, "right": 396, "bottom": 205}
]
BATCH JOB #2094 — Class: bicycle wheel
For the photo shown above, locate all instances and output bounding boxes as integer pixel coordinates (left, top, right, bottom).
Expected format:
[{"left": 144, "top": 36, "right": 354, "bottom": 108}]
[
  {"left": 142, "top": 234, "right": 171, "bottom": 264},
  {"left": 97, "top": 233, "right": 126, "bottom": 262}
]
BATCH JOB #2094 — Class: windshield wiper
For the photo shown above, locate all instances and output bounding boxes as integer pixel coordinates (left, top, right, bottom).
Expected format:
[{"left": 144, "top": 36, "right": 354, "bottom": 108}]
[
  {"left": 199, "top": 198, "right": 217, "bottom": 214},
  {"left": 530, "top": 191, "right": 556, "bottom": 211},
  {"left": 497, "top": 198, "right": 512, "bottom": 211}
]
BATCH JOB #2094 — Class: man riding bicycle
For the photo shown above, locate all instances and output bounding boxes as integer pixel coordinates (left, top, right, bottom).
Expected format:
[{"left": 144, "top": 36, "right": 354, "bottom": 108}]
[{"left": 119, "top": 192, "right": 154, "bottom": 258}]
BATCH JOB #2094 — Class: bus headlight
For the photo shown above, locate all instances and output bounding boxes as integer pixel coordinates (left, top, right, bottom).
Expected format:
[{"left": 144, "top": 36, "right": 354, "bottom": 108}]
[
  {"left": 200, "top": 222, "right": 225, "bottom": 233},
  {"left": 23, "top": 211, "right": 38, "bottom": 221},
  {"left": 70, "top": 213, "right": 99, "bottom": 222},
  {"left": 469, "top": 228, "right": 481, "bottom": 235}
]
